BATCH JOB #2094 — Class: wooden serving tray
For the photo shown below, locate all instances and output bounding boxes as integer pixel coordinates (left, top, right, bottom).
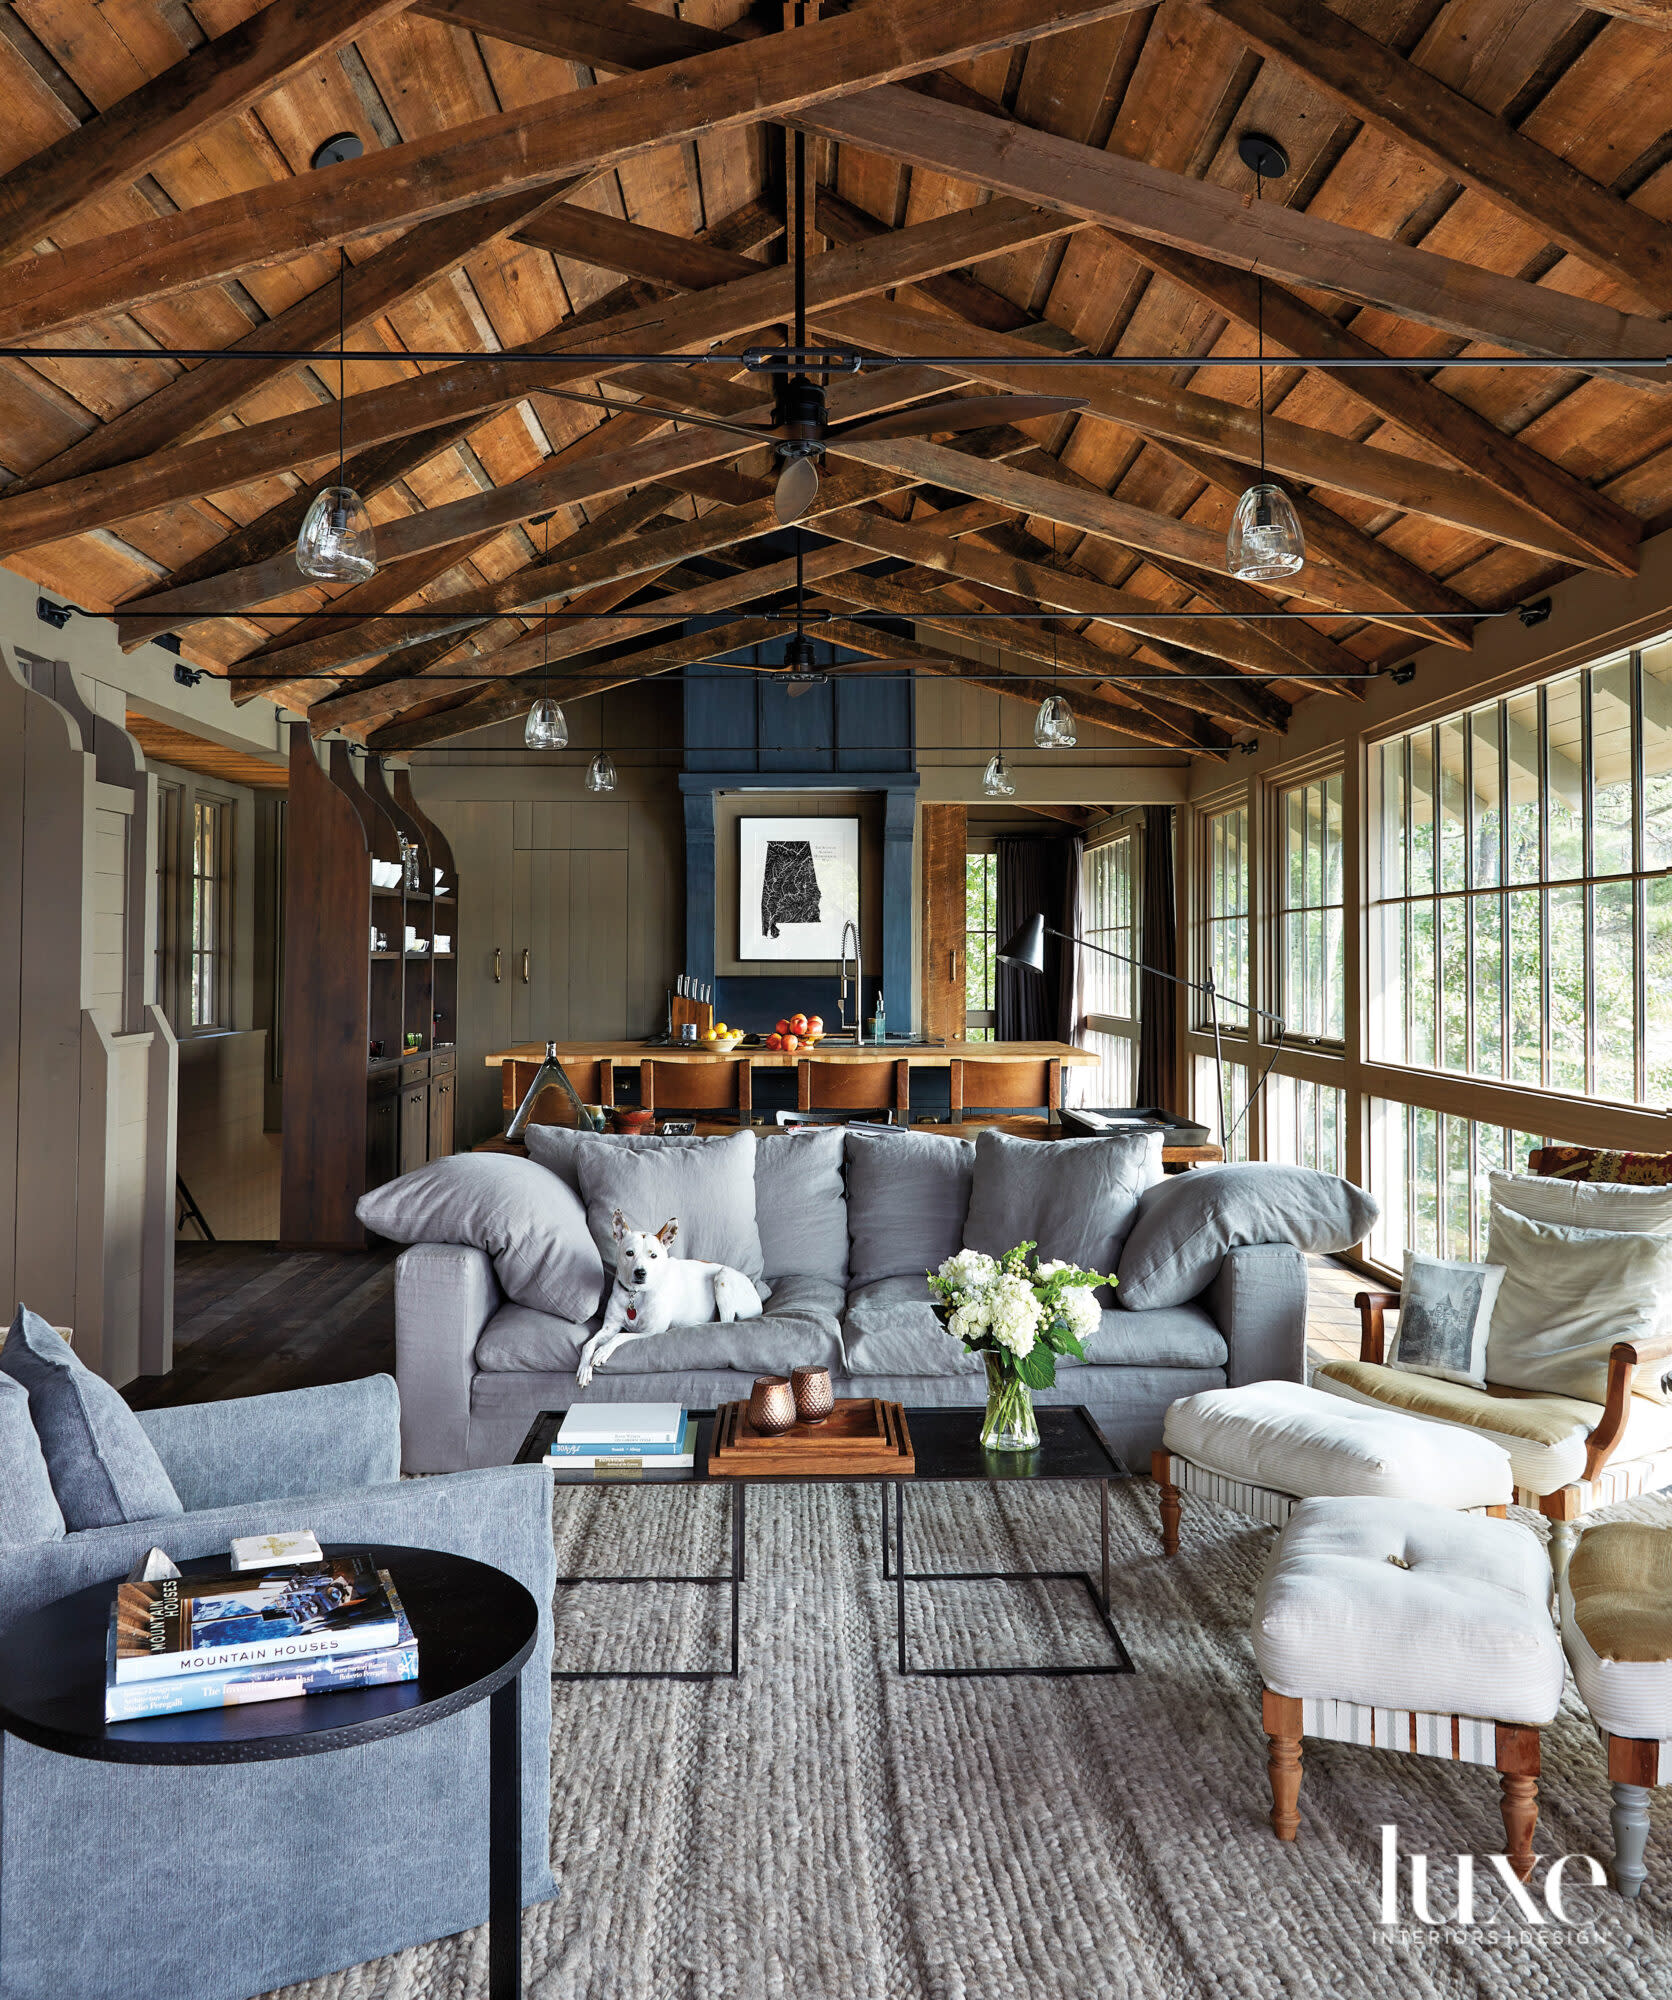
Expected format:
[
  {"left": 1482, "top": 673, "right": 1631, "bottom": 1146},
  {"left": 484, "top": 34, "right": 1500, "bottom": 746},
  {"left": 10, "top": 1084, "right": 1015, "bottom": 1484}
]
[{"left": 709, "top": 1398, "right": 915, "bottom": 1478}]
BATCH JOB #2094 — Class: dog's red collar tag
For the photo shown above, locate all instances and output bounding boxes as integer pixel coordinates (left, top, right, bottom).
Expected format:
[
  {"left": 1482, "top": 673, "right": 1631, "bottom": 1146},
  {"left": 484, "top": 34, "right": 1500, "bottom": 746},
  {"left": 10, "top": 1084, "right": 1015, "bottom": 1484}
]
[{"left": 626, "top": 1305, "right": 636, "bottom": 1320}]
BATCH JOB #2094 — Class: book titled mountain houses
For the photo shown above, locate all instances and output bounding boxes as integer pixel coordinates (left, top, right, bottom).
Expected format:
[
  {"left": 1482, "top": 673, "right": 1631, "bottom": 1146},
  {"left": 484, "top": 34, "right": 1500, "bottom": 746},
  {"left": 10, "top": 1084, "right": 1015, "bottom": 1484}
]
[{"left": 110, "top": 1557, "right": 402, "bottom": 1684}]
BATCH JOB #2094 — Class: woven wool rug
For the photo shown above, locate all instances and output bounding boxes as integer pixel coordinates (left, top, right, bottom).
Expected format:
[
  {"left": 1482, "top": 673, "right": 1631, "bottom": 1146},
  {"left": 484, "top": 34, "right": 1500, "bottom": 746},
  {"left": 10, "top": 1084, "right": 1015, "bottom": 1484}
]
[{"left": 266, "top": 1477, "right": 1672, "bottom": 2000}]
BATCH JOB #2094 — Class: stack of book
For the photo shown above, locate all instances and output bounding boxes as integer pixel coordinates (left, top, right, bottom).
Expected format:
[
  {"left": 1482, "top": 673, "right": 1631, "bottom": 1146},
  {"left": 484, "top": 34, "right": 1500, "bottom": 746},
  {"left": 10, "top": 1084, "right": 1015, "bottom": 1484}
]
[
  {"left": 544, "top": 1403, "right": 694, "bottom": 1473},
  {"left": 105, "top": 1555, "right": 418, "bottom": 1722}
]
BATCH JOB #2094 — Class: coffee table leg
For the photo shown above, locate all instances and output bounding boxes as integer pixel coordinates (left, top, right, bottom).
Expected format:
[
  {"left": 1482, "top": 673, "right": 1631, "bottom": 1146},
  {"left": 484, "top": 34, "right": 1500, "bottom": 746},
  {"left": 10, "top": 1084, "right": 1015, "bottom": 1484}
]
[
  {"left": 1100, "top": 1479, "right": 1111, "bottom": 1613},
  {"left": 730, "top": 1482, "right": 745, "bottom": 1679},
  {"left": 881, "top": 1484, "right": 892, "bottom": 1580},
  {"left": 489, "top": 1678, "right": 521, "bottom": 1999},
  {"left": 895, "top": 1482, "right": 908, "bottom": 1676}
]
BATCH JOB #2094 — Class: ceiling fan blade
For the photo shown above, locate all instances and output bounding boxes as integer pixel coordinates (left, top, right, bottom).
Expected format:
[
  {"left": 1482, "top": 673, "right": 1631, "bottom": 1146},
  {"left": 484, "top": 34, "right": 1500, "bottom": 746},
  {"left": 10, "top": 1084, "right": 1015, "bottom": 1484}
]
[
  {"left": 534, "top": 383, "right": 775, "bottom": 441},
  {"left": 774, "top": 454, "right": 821, "bottom": 525},
  {"left": 828, "top": 395, "right": 1087, "bottom": 443}
]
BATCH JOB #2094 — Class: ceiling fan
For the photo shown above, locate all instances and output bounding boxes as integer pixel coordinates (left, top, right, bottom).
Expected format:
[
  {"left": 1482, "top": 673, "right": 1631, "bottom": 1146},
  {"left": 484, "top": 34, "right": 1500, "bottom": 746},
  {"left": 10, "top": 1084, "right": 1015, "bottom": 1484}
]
[{"left": 536, "top": 99, "right": 1085, "bottom": 524}]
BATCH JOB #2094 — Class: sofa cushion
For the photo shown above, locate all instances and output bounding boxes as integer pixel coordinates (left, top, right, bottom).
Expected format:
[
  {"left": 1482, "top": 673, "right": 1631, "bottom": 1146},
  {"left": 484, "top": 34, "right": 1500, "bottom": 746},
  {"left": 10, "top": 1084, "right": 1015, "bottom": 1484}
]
[
  {"left": 961, "top": 1128, "right": 1159, "bottom": 1286},
  {"left": 754, "top": 1126, "right": 848, "bottom": 1287},
  {"left": 1492, "top": 1165, "right": 1672, "bottom": 1232},
  {"left": 1117, "top": 1163, "right": 1379, "bottom": 1310},
  {"left": 356, "top": 1151, "right": 605, "bottom": 1322},
  {"left": 1163, "top": 1379, "right": 1512, "bottom": 1507},
  {"left": 840, "top": 1276, "right": 1228, "bottom": 1376},
  {"left": 1486, "top": 1205, "right": 1672, "bottom": 1403},
  {"left": 475, "top": 1272, "right": 845, "bottom": 1376},
  {"left": 1252, "top": 1497, "right": 1565, "bottom": 1725},
  {"left": 0, "top": 1304, "right": 182, "bottom": 1530},
  {"left": 843, "top": 1127, "right": 973, "bottom": 1289},
  {"left": 580, "top": 1130, "right": 766, "bottom": 1283},
  {"left": 0, "top": 1369, "right": 65, "bottom": 1544}
]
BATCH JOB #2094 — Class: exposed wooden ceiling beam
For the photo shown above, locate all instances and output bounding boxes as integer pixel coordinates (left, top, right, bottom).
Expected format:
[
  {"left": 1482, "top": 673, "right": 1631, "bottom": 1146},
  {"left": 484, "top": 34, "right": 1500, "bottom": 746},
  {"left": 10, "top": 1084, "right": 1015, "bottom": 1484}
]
[
  {"left": 362, "top": 616, "right": 800, "bottom": 750},
  {"left": 811, "top": 506, "right": 1312, "bottom": 679},
  {"left": 813, "top": 618, "right": 1223, "bottom": 751},
  {"left": 791, "top": 83, "right": 1672, "bottom": 364},
  {"left": 1197, "top": 0, "right": 1672, "bottom": 318},
  {"left": 829, "top": 434, "right": 1387, "bottom": 675},
  {"left": 0, "top": 0, "right": 415, "bottom": 266},
  {"left": 233, "top": 463, "right": 913, "bottom": 692},
  {"left": 306, "top": 494, "right": 1015, "bottom": 734},
  {"left": 0, "top": 0, "right": 1135, "bottom": 342},
  {"left": 0, "top": 199, "right": 1074, "bottom": 557},
  {"left": 1109, "top": 234, "right": 1642, "bottom": 579},
  {"left": 809, "top": 573, "right": 1251, "bottom": 742},
  {"left": 822, "top": 299, "right": 1611, "bottom": 567},
  {"left": 412, "top": 0, "right": 734, "bottom": 67}
]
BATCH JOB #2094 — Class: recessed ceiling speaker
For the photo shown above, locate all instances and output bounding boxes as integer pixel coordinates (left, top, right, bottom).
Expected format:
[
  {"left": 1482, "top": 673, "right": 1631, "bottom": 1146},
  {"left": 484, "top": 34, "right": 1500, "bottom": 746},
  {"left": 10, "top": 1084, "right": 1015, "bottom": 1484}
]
[
  {"left": 311, "top": 133, "right": 365, "bottom": 170},
  {"left": 1237, "top": 133, "right": 1291, "bottom": 180}
]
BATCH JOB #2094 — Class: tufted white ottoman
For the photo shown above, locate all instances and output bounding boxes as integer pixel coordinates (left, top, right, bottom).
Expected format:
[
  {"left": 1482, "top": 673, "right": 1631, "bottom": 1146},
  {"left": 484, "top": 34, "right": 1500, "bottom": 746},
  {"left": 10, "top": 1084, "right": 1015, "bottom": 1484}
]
[
  {"left": 1561, "top": 1522, "right": 1672, "bottom": 1897},
  {"left": 1252, "top": 1497, "right": 1566, "bottom": 1879},
  {"left": 1153, "top": 1381, "right": 1514, "bottom": 1555}
]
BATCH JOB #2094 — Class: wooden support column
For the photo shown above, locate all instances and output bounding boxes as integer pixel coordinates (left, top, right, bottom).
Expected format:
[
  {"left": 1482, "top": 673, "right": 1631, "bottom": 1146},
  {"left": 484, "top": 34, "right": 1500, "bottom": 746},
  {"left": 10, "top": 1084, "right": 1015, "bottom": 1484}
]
[{"left": 920, "top": 803, "right": 967, "bottom": 1042}]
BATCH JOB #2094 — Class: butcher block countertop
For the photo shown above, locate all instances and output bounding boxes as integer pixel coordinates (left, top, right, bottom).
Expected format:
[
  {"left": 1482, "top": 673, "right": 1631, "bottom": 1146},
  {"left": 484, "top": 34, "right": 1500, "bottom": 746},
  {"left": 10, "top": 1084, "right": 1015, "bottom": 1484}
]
[{"left": 485, "top": 1039, "right": 1100, "bottom": 1068}]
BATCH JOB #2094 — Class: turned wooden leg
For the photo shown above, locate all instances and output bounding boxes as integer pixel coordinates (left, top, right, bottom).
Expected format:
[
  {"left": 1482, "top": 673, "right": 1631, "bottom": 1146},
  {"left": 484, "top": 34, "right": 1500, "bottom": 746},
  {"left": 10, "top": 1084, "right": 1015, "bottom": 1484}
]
[
  {"left": 1150, "top": 1450, "right": 1182, "bottom": 1556},
  {"left": 1611, "top": 1782, "right": 1652, "bottom": 1899},
  {"left": 1496, "top": 1724, "right": 1542, "bottom": 1882},
  {"left": 1546, "top": 1511, "right": 1581, "bottom": 1587},
  {"left": 1608, "top": 1736, "right": 1659, "bottom": 1899},
  {"left": 1262, "top": 1690, "right": 1304, "bottom": 1841}
]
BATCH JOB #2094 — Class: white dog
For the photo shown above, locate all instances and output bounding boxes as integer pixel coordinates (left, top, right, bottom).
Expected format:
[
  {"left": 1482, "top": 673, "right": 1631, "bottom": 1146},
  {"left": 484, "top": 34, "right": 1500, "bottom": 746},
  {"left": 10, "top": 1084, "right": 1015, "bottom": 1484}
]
[{"left": 575, "top": 1208, "right": 763, "bottom": 1385}]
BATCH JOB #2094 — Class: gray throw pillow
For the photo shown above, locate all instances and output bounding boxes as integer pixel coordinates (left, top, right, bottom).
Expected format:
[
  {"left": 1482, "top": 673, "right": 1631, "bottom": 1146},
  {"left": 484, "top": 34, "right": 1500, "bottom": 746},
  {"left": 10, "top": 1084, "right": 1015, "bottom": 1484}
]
[
  {"left": 754, "top": 1127, "right": 848, "bottom": 1286},
  {"left": 844, "top": 1127, "right": 974, "bottom": 1288},
  {"left": 962, "top": 1128, "right": 1160, "bottom": 1286},
  {"left": 0, "top": 1369, "right": 65, "bottom": 1545},
  {"left": 569, "top": 1129, "right": 766, "bottom": 1282},
  {"left": 1116, "top": 1163, "right": 1380, "bottom": 1310},
  {"left": 356, "top": 1152, "right": 604, "bottom": 1321},
  {"left": 0, "top": 1304, "right": 182, "bottom": 1530}
]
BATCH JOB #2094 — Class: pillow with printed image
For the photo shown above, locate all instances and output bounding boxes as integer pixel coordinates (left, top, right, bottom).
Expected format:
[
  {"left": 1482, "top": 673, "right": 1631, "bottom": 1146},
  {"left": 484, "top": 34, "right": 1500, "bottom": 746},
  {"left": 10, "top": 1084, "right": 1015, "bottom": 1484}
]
[{"left": 1386, "top": 1252, "right": 1504, "bottom": 1388}]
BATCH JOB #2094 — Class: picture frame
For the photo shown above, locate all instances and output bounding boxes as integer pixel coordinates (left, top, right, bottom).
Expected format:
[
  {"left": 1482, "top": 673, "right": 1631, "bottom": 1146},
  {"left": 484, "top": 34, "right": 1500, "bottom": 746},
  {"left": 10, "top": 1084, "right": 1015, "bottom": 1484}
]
[{"left": 737, "top": 815, "right": 860, "bottom": 962}]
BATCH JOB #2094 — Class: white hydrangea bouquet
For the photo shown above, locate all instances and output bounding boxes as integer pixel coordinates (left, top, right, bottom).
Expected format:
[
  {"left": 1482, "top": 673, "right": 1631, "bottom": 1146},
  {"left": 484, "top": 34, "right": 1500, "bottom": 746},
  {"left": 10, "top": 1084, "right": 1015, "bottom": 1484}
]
[{"left": 927, "top": 1243, "right": 1111, "bottom": 1451}]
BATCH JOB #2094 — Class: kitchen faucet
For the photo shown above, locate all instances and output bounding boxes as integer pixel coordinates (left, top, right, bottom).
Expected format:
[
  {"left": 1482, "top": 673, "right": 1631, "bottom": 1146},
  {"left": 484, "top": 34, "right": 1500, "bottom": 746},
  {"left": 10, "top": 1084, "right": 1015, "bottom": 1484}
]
[{"left": 837, "top": 918, "right": 860, "bottom": 1037}]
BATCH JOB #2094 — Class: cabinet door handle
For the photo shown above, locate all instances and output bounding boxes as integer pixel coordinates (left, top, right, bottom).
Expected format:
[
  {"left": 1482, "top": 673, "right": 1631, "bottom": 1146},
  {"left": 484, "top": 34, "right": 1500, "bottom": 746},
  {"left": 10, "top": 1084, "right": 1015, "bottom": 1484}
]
[
  {"left": 949, "top": 949, "right": 957, "bottom": 980},
  {"left": 521, "top": 947, "right": 530, "bottom": 984},
  {"left": 493, "top": 948, "right": 502, "bottom": 984}
]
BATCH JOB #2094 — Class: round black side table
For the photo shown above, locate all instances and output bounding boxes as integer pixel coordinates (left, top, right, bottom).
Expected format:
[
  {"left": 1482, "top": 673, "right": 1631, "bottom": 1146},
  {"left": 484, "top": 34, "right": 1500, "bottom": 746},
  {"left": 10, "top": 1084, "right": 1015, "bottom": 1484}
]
[{"left": 0, "top": 1543, "right": 538, "bottom": 1999}]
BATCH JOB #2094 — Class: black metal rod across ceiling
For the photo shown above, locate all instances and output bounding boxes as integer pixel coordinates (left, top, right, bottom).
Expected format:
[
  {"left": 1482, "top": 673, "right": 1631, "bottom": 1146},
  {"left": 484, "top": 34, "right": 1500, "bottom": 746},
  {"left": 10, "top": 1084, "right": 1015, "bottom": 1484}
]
[{"left": 2, "top": 346, "right": 1663, "bottom": 370}]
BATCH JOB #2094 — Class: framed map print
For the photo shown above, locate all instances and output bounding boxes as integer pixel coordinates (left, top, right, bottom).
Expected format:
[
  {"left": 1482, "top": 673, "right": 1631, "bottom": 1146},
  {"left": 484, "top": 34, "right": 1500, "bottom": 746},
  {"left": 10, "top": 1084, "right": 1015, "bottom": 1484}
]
[{"left": 737, "top": 816, "right": 860, "bottom": 961}]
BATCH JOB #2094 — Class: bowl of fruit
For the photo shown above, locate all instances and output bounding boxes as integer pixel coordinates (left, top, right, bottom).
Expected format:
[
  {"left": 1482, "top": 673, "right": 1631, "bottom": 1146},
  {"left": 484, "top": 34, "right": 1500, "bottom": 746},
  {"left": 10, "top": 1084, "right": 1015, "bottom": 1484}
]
[
  {"left": 762, "top": 1012, "right": 825, "bottom": 1054},
  {"left": 701, "top": 1021, "right": 744, "bottom": 1052}
]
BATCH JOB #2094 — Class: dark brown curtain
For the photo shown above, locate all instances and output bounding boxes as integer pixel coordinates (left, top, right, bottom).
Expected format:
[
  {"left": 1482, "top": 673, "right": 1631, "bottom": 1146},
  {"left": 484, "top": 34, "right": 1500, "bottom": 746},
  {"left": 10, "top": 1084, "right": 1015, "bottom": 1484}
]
[
  {"left": 996, "top": 834, "right": 1082, "bottom": 1042},
  {"left": 1136, "top": 806, "right": 1177, "bottom": 1108}
]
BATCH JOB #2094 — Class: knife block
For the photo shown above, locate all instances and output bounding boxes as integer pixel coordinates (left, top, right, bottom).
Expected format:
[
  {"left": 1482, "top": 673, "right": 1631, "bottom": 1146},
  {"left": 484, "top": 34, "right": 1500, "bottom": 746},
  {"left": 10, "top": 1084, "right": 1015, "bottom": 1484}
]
[{"left": 669, "top": 993, "right": 714, "bottom": 1038}]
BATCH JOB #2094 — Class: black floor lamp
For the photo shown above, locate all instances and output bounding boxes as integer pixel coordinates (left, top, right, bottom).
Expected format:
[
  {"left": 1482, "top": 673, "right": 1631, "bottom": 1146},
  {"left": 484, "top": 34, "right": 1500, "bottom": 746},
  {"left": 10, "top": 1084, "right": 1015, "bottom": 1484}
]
[{"left": 995, "top": 914, "right": 1289, "bottom": 1149}]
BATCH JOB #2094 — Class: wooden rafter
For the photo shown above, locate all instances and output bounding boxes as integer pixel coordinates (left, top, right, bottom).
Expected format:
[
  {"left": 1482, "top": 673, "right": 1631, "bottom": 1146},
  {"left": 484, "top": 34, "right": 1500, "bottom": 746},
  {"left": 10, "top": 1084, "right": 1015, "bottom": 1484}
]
[
  {"left": 0, "top": 0, "right": 1136, "bottom": 342},
  {"left": 0, "top": 0, "right": 415, "bottom": 266},
  {"left": 1198, "top": 0, "right": 1672, "bottom": 318}
]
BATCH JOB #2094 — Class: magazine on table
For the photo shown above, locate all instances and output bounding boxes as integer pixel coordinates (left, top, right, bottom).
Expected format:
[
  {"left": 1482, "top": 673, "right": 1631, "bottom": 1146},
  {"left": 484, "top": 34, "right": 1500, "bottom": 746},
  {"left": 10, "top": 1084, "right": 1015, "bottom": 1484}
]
[{"left": 109, "top": 1556, "right": 402, "bottom": 1685}]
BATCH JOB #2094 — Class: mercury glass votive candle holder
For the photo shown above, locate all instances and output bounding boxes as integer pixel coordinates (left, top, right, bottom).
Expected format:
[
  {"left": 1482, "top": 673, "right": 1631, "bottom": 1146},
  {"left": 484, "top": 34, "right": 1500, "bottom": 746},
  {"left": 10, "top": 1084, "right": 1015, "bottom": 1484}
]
[
  {"left": 791, "top": 1366, "right": 834, "bottom": 1425},
  {"left": 748, "top": 1376, "right": 797, "bottom": 1436}
]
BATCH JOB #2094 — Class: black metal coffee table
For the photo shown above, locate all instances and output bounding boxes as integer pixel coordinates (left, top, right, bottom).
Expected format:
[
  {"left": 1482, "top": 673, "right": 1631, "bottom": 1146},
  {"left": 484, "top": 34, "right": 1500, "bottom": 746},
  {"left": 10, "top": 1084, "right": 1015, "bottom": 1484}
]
[
  {"left": 0, "top": 1544, "right": 538, "bottom": 2000},
  {"left": 517, "top": 1403, "right": 1132, "bottom": 1680}
]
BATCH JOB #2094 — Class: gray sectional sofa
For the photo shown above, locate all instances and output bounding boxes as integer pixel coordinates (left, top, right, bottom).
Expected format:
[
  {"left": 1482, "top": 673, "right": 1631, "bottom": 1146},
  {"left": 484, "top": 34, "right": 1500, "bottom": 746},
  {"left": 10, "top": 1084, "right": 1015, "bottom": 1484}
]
[{"left": 382, "top": 1126, "right": 1331, "bottom": 1474}]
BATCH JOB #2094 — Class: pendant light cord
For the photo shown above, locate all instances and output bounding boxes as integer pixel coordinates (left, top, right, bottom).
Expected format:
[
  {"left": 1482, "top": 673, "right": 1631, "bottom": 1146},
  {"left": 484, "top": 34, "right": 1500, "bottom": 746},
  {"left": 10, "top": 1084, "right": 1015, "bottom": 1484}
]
[
  {"left": 1254, "top": 169, "right": 1266, "bottom": 480},
  {"left": 337, "top": 245, "right": 347, "bottom": 486},
  {"left": 542, "top": 513, "right": 551, "bottom": 703}
]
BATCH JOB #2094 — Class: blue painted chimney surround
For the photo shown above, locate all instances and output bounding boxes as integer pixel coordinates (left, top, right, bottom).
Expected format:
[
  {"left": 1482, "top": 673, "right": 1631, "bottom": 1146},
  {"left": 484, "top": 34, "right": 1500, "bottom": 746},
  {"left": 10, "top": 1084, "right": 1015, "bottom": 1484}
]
[{"left": 680, "top": 638, "right": 918, "bottom": 1031}]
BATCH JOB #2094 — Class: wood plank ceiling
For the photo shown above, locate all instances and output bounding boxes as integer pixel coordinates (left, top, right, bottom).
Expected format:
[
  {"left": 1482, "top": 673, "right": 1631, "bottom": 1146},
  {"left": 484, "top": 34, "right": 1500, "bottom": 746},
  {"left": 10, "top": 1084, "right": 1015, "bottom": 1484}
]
[{"left": 3, "top": 0, "right": 1672, "bottom": 758}]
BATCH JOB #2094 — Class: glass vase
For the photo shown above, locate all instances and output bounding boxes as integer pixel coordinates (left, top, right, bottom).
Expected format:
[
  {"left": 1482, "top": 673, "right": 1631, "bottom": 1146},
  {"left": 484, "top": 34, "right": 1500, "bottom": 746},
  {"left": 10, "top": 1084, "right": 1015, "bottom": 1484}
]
[{"left": 981, "top": 1355, "right": 1040, "bottom": 1452}]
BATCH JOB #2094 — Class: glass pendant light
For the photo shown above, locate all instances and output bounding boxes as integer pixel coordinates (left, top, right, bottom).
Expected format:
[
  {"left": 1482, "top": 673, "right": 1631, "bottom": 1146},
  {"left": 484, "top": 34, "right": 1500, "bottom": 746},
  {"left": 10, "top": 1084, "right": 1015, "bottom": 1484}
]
[
  {"left": 1034, "top": 693, "right": 1076, "bottom": 747},
  {"left": 982, "top": 750, "right": 1015, "bottom": 798},
  {"left": 524, "top": 697, "right": 567, "bottom": 749},
  {"left": 1226, "top": 183, "right": 1304, "bottom": 585},
  {"left": 296, "top": 248, "right": 376, "bottom": 585},
  {"left": 585, "top": 750, "right": 618, "bottom": 793},
  {"left": 523, "top": 515, "right": 567, "bottom": 748}
]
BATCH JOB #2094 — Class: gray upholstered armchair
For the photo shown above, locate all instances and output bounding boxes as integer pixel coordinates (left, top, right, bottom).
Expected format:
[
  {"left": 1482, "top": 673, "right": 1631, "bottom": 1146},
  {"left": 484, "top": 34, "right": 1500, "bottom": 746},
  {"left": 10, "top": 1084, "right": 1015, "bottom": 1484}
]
[{"left": 0, "top": 1375, "right": 556, "bottom": 2000}]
